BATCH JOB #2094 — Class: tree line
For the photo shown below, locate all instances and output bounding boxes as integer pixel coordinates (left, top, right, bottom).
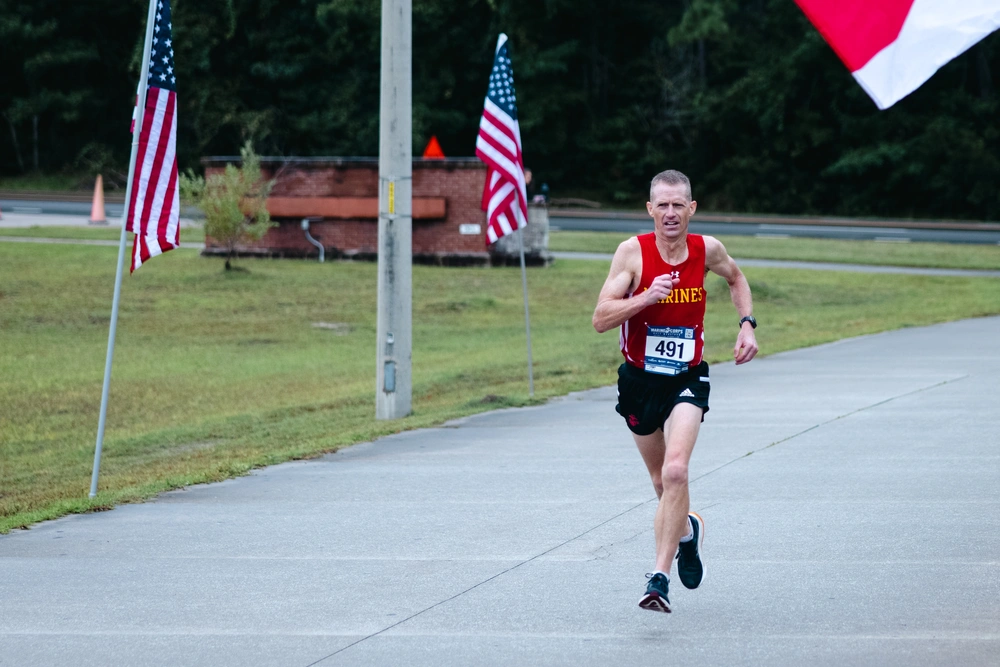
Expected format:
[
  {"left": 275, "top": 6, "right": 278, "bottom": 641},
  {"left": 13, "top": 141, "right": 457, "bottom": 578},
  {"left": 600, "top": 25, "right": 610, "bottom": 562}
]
[{"left": 2, "top": 0, "right": 999, "bottom": 220}]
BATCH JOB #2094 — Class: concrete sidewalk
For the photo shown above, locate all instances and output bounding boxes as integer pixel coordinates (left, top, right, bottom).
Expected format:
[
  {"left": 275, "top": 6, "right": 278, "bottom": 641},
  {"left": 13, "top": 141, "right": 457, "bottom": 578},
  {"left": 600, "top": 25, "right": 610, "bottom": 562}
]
[
  {"left": 0, "top": 211, "right": 200, "bottom": 229},
  {"left": 2, "top": 317, "right": 999, "bottom": 666}
]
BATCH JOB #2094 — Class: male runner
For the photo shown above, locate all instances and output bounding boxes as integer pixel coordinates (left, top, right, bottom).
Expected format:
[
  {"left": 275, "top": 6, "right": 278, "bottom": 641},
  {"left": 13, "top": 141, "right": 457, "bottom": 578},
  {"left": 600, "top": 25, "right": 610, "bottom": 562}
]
[{"left": 592, "top": 169, "right": 758, "bottom": 613}]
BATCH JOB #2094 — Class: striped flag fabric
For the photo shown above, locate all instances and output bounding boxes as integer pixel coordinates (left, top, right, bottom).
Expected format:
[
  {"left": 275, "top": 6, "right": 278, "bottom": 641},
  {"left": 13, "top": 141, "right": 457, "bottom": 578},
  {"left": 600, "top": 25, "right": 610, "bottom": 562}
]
[
  {"left": 128, "top": 0, "right": 179, "bottom": 272},
  {"left": 796, "top": 0, "right": 1000, "bottom": 109},
  {"left": 475, "top": 33, "right": 528, "bottom": 245}
]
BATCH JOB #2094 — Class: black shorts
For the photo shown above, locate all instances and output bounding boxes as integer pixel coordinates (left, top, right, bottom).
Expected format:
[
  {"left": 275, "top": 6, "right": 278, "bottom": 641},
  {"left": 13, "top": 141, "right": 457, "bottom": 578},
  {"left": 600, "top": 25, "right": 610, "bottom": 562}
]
[{"left": 615, "top": 361, "right": 710, "bottom": 435}]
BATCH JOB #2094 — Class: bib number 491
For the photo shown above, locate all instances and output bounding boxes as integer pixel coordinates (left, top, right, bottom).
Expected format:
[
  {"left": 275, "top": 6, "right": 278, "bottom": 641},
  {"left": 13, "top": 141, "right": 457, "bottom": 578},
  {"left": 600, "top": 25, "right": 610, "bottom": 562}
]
[
  {"left": 644, "top": 325, "right": 696, "bottom": 375},
  {"left": 654, "top": 339, "right": 686, "bottom": 359}
]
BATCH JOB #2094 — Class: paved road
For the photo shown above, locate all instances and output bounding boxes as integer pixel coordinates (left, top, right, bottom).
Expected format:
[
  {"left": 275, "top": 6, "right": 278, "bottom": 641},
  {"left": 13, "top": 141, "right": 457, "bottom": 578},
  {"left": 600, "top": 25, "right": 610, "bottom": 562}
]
[
  {"left": 0, "top": 198, "right": 200, "bottom": 220},
  {"left": 550, "top": 252, "right": 1000, "bottom": 278},
  {"left": 0, "top": 211, "right": 201, "bottom": 229},
  {"left": 550, "top": 211, "right": 1000, "bottom": 245},
  {"left": 3, "top": 213, "right": 999, "bottom": 279},
  {"left": 5, "top": 197, "right": 1000, "bottom": 244},
  {"left": 3, "top": 317, "right": 999, "bottom": 666}
]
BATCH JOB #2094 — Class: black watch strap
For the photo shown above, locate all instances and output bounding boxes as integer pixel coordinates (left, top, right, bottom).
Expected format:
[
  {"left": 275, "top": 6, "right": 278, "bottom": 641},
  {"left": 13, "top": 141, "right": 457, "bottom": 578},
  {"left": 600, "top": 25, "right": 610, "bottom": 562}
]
[{"left": 739, "top": 315, "right": 757, "bottom": 329}]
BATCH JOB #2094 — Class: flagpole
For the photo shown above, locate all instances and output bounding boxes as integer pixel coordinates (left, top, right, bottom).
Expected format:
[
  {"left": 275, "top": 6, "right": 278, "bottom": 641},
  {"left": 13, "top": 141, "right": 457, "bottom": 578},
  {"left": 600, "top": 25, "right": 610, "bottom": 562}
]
[
  {"left": 517, "top": 227, "right": 534, "bottom": 397},
  {"left": 89, "top": 0, "right": 159, "bottom": 498}
]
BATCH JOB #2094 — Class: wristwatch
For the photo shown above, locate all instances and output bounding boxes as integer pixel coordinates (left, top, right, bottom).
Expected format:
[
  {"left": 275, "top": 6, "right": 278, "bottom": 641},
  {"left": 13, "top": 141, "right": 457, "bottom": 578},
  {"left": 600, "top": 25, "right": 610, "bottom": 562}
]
[{"left": 739, "top": 315, "right": 757, "bottom": 329}]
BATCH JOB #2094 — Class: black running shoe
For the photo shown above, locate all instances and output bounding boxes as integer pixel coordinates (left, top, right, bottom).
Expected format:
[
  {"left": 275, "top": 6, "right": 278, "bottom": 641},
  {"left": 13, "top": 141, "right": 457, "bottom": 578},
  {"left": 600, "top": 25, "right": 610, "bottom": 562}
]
[
  {"left": 676, "top": 512, "right": 705, "bottom": 589},
  {"left": 638, "top": 572, "right": 671, "bottom": 613}
]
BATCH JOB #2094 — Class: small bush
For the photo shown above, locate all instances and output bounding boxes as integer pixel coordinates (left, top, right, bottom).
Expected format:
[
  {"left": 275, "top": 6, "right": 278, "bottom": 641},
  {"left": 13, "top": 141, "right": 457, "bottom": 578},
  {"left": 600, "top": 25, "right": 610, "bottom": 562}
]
[{"left": 180, "top": 141, "right": 275, "bottom": 271}]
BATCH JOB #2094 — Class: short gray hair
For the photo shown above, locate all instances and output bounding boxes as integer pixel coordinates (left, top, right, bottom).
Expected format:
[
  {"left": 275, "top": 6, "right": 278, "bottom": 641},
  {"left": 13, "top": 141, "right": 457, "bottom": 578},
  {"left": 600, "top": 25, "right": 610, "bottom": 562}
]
[{"left": 649, "top": 169, "right": 692, "bottom": 202}]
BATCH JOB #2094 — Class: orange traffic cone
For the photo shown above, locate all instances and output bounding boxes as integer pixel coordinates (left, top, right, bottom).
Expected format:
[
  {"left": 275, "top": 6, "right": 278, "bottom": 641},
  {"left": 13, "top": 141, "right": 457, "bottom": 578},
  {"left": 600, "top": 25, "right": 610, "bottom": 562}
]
[
  {"left": 422, "top": 135, "right": 445, "bottom": 159},
  {"left": 89, "top": 175, "right": 106, "bottom": 225}
]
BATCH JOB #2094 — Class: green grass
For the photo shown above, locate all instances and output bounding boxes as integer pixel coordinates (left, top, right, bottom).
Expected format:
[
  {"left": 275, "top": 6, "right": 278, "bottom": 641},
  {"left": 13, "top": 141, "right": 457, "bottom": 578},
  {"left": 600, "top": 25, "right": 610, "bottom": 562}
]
[
  {"left": 550, "top": 231, "right": 1000, "bottom": 270},
  {"left": 0, "top": 173, "right": 95, "bottom": 192},
  {"left": 0, "top": 225, "right": 206, "bottom": 243},
  {"left": 3, "top": 242, "right": 1000, "bottom": 532}
]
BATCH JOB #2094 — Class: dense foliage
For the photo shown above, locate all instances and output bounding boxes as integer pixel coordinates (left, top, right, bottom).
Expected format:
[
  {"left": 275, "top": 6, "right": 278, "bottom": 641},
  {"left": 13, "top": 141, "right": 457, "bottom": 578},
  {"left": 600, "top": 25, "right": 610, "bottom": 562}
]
[{"left": 1, "top": 0, "right": 998, "bottom": 219}]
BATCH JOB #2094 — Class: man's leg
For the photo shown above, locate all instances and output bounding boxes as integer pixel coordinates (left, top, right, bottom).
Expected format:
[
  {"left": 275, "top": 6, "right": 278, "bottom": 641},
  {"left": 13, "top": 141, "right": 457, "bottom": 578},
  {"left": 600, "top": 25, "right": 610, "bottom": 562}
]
[
  {"left": 652, "top": 403, "right": 702, "bottom": 574},
  {"left": 633, "top": 423, "right": 672, "bottom": 612},
  {"left": 632, "top": 430, "right": 667, "bottom": 500},
  {"left": 633, "top": 403, "right": 703, "bottom": 612}
]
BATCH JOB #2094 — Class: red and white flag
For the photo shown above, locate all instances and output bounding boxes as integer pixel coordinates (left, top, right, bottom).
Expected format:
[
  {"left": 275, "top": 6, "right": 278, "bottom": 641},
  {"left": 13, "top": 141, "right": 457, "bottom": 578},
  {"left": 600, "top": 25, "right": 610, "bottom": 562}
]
[
  {"left": 796, "top": 0, "right": 1000, "bottom": 109},
  {"left": 475, "top": 33, "right": 528, "bottom": 245},
  {"left": 127, "top": 0, "right": 180, "bottom": 272}
]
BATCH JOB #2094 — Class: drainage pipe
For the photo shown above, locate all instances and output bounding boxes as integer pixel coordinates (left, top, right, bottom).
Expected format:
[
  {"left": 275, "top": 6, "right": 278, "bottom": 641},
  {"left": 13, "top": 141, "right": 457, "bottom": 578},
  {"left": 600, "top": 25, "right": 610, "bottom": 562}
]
[{"left": 301, "top": 217, "right": 325, "bottom": 263}]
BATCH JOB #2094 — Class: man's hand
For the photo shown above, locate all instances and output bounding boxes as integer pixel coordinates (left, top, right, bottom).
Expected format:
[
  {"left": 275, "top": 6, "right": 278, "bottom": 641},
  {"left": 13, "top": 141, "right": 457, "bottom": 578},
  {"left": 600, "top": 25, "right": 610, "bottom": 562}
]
[
  {"left": 643, "top": 274, "right": 673, "bottom": 306},
  {"left": 734, "top": 324, "right": 758, "bottom": 365}
]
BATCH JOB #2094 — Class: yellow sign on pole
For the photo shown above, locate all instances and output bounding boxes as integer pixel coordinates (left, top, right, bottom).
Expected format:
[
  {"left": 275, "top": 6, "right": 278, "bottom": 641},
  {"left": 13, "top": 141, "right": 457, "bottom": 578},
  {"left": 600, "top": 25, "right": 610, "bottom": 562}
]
[{"left": 388, "top": 181, "right": 395, "bottom": 214}]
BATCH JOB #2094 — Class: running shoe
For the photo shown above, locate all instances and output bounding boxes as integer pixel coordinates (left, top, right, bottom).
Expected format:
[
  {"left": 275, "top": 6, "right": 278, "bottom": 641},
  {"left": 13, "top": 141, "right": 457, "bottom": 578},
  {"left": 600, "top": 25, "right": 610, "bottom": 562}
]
[
  {"left": 638, "top": 572, "right": 671, "bottom": 613},
  {"left": 676, "top": 512, "right": 705, "bottom": 589}
]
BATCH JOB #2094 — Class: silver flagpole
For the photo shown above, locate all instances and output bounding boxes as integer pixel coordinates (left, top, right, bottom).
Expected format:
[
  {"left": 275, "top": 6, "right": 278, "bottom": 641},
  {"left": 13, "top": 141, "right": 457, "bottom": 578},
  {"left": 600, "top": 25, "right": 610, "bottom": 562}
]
[
  {"left": 516, "top": 227, "right": 534, "bottom": 397},
  {"left": 89, "top": 0, "right": 159, "bottom": 498}
]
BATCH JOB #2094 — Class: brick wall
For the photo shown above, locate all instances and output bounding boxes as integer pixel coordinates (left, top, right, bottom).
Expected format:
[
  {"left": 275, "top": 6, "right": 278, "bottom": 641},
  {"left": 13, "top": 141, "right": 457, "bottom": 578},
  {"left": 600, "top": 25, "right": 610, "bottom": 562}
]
[{"left": 201, "top": 157, "right": 497, "bottom": 264}]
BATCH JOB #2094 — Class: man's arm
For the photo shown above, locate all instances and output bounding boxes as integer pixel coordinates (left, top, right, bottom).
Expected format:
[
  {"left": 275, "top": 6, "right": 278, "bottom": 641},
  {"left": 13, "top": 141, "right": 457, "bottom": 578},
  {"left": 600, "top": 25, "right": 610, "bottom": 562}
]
[
  {"left": 592, "top": 238, "right": 673, "bottom": 333},
  {"left": 704, "top": 235, "right": 758, "bottom": 364}
]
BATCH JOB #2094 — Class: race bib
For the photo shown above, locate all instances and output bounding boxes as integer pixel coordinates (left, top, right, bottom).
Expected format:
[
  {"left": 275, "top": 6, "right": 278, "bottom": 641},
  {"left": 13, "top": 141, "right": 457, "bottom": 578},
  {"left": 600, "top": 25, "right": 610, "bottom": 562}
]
[{"left": 644, "top": 325, "right": 696, "bottom": 376}]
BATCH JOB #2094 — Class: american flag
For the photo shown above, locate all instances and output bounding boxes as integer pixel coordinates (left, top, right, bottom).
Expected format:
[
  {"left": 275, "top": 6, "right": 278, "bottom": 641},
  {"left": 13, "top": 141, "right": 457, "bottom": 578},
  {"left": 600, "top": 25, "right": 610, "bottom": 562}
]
[
  {"left": 475, "top": 34, "right": 528, "bottom": 245},
  {"left": 127, "top": 0, "right": 179, "bottom": 272}
]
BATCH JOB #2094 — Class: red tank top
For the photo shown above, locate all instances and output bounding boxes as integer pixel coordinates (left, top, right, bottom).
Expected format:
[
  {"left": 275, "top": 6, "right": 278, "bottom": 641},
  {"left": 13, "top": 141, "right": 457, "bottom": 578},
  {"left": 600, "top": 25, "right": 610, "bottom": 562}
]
[{"left": 620, "top": 233, "right": 707, "bottom": 374}]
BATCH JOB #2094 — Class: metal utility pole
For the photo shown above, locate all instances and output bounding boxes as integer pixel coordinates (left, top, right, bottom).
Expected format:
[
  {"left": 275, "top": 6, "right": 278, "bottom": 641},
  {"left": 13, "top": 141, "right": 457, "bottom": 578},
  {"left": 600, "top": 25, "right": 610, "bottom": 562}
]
[{"left": 375, "top": 0, "right": 412, "bottom": 420}]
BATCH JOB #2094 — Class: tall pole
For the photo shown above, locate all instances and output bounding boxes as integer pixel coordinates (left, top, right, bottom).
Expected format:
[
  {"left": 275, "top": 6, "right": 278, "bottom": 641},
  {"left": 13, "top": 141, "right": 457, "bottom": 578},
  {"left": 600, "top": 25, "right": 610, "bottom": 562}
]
[
  {"left": 90, "top": 0, "right": 159, "bottom": 497},
  {"left": 376, "top": 0, "right": 413, "bottom": 420},
  {"left": 517, "top": 228, "right": 534, "bottom": 397}
]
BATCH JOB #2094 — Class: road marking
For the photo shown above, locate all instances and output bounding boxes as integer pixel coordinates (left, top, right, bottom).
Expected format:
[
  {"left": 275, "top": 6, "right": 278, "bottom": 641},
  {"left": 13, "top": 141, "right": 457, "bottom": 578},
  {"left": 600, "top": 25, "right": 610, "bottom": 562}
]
[
  {"left": 11, "top": 207, "right": 42, "bottom": 214},
  {"left": 0, "top": 236, "right": 204, "bottom": 250},
  {"left": 874, "top": 237, "right": 911, "bottom": 243}
]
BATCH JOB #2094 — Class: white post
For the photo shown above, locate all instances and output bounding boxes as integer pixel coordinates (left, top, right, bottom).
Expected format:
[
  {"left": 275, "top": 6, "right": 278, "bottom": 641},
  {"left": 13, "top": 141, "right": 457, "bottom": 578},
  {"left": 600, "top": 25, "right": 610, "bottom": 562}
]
[
  {"left": 89, "top": 0, "right": 159, "bottom": 498},
  {"left": 517, "top": 228, "right": 534, "bottom": 397},
  {"left": 375, "top": 0, "right": 413, "bottom": 420}
]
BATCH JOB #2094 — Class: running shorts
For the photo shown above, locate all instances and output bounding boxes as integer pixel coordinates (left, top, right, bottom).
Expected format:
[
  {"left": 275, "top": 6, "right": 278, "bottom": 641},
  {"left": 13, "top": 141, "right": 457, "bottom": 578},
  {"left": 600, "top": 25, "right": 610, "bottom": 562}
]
[{"left": 615, "top": 361, "right": 710, "bottom": 435}]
